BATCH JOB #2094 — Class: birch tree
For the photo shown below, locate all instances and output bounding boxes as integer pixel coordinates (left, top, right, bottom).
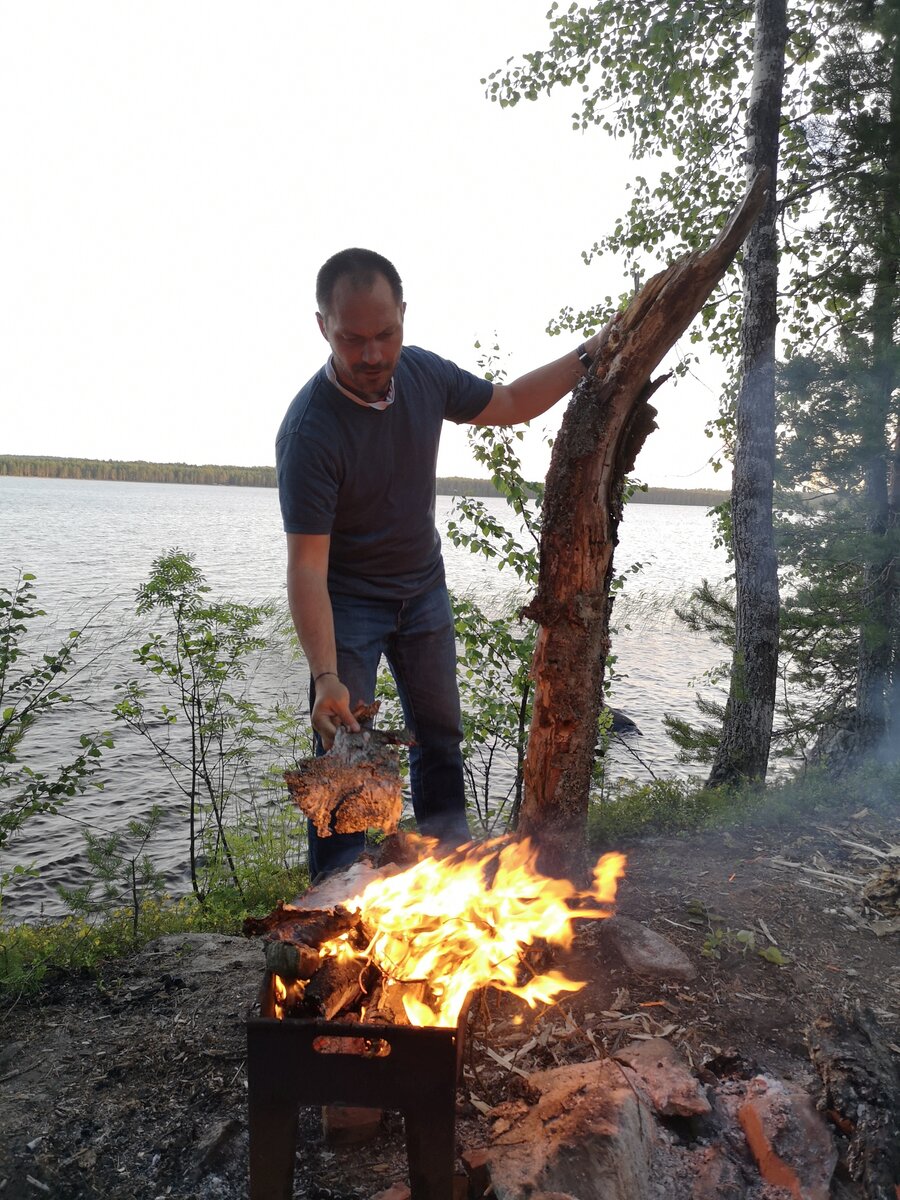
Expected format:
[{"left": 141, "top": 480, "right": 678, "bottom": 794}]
[
  {"left": 487, "top": 0, "right": 900, "bottom": 779},
  {"left": 707, "top": 0, "right": 787, "bottom": 786}
]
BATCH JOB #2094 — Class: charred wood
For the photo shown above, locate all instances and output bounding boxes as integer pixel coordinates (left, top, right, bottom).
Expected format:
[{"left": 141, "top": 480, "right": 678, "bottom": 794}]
[
  {"left": 363, "top": 980, "right": 428, "bottom": 1026},
  {"left": 243, "top": 904, "right": 358, "bottom": 947},
  {"left": 806, "top": 1004, "right": 900, "bottom": 1199},
  {"left": 295, "top": 956, "right": 370, "bottom": 1021}
]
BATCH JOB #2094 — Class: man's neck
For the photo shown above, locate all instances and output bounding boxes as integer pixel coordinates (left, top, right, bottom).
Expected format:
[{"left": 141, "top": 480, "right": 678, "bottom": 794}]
[{"left": 325, "top": 358, "right": 396, "bottom": 411}]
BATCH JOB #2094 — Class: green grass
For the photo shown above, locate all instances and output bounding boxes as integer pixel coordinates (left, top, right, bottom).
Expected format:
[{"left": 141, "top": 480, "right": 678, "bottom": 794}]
[
  {"left": 0, "top": 864, "right": 309, "bottom": 1000},
  {"left": 588, "top": 758, "right": 900, "bottom": 845},
  {"left": 5, "top": 757, "right": 897, "bottom": 1000}
]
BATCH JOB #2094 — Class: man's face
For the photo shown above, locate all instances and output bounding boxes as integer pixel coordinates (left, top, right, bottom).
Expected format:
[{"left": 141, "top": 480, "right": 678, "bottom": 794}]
[{"left": 317, "top": 273, "right": 406, "bottom": 400}]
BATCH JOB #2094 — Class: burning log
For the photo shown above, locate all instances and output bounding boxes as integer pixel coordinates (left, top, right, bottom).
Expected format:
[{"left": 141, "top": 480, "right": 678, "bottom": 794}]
[
  {"left": 243, "top": 903, "right": 359, "bottom": 945},
  {"left": 264, "top": 940, "right": 321, "bottom": 981},
  {"left": 246, "top": 903, "right": 376, "bottom": 983},
  {"left": 363, "top": 979, "right": 429, "bottom": 1026},
  {"left": 249, "top": 837, "right": 625, "bottom": 1029},
  {"left": 284, "top": 702, "right": 415, "bottom": 838},
  {"left": 294, "top": 956, "right": 371, "bottom": 1020}
]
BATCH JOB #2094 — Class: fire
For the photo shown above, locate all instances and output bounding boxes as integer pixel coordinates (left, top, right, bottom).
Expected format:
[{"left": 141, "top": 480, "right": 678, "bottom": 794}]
[{"left": 276, "top": 836, "right": 626, "bottom": 1028}]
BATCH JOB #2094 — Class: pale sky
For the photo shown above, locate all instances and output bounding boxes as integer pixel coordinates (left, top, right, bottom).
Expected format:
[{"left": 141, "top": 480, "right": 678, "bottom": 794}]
[{"left": 2, "top": 2, "right": 730, "bottom": 488}]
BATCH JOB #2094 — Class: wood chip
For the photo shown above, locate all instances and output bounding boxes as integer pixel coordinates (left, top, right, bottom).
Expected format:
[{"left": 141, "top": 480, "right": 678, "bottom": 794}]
[
  {"left": 757, "top": 917, "right": 778, "bottom": 946},
  {"left": 822, "top": 831, "right": 894, "bottom": 861},
  {"left": 483, "top": 1045, "right": 530, "bottom": 1079},
  {"left": 769, "top": 856, "right": 861, "bottom": 888}
]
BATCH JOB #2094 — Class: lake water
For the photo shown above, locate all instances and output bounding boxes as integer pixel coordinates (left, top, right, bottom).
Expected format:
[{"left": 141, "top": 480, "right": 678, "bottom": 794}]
[{"left": 1, "top": 475, "right": 731, "bottom": 918}]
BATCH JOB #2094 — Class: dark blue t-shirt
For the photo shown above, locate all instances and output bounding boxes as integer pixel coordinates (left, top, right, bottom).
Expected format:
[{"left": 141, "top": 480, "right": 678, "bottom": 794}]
[{"left": 275, "top": 345, "right": 493, "bottom": 600}]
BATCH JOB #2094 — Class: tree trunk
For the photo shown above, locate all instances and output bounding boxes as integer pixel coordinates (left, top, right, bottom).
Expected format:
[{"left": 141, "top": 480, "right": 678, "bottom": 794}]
[
  {"left": 707, "top": 0, "right": 787, "bottom": 788},
  {"left": 857, "top": 18, "right": 900, "bottom": 755},
  {"left": 518, "top": 174, "right": 769, "bottom": 879}
]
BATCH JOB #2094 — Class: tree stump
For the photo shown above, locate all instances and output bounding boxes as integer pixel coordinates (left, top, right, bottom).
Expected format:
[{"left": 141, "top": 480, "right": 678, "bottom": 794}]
[{"left": 519, "top": 172, "right": 769, "bottom": 878}]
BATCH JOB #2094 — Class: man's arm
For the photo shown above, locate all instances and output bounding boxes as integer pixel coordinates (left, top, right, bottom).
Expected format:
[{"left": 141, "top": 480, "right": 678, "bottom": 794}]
[
  {"left": 470, "top": 330, "right": 605, "bottom": 427},
  {"left": 286, "top": 532, "right": 360, "bottom": 748}
]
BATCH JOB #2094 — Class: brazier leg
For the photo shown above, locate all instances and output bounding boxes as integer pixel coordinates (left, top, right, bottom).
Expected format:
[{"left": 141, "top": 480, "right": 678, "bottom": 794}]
[
  {"left": 404, "top": 1101, "right": 455, "bottom": 1200},
  {"left": 248, "top": 1095, "right": 299, "bottom": 1200}
]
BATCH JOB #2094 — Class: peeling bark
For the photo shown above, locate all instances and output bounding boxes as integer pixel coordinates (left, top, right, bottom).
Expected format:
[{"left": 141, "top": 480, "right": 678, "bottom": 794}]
[{"left": 518, "top": 173, "right": 769, "bottom": 878}]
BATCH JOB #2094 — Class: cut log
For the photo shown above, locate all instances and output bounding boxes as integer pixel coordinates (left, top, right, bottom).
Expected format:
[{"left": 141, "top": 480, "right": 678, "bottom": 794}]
[
  {"left": 264, "top": 940, "right": 322, "bottom": 981},
  {"left": 284, "top": 704, "right": 414, "bottom": 839},
  {"left": 295, "top": 956, "right": 369, "bottom": 1020},
  {"left": 806, "top": 1005, "right": 900, "bottom": 1199},
  {"left": 363, "top": 980, "right": 428, "bottom": 1026},
  {"left": 518, "top": 171, "right": 769, "bottom": 878}
]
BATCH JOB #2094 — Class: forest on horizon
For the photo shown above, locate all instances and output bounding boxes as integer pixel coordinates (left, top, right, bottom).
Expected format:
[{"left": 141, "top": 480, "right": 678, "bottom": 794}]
[{"left": 0, "top": 454, "right": 731, "bottom": 507}]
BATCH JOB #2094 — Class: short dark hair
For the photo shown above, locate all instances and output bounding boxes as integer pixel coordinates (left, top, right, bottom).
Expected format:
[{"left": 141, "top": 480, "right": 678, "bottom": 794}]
[{"left": 316, "top": 248, "right": 404, "bottom": 314}]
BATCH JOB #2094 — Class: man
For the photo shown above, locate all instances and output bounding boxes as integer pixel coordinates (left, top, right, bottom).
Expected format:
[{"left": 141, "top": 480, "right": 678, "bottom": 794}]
[{"left": 276, "top": 248, "right": 603, "bottom": 878}]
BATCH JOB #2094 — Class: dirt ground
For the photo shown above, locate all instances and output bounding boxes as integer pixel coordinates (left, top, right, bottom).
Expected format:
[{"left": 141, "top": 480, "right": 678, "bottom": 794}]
[{"left": 1, "top": 804, "right": 897, "bottom": 1200}]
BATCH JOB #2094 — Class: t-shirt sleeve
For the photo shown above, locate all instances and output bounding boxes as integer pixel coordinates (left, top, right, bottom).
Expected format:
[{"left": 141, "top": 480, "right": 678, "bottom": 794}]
[
  {"left": 426, "top": 351, "right": 494, "bottom": 424},
  {"left": 275, "top": 430, "right": 339, "bottom": 535}
]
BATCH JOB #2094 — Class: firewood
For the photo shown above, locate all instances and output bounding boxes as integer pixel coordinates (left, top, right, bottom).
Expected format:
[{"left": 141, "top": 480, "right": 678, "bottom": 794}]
[
  {"left": 295, "top": 956, "right": 369, "bottom": 1020},
  {"left": 363, "top": 980, "right": 428, "bottom": 1026},
  {"left": 264, "top": 940, "right": 321, "bottom": 981},
  {"left": 284, "top": 704, "right": 415, "bottom": 839},
  {"left": 243, "top": 904, "right": 357, "bottom": 946},
  {"left": 806, "top": 1004, "right": 900, "bottom": 1198}
]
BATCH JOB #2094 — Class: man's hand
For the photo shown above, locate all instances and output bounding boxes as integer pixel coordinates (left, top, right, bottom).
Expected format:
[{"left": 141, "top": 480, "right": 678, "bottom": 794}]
[
  {"left": 470, "top": 324, "right": 614, "bottom": 429},
  {"left": 312, "top": 673, "right": 360, "bottom": 749}
]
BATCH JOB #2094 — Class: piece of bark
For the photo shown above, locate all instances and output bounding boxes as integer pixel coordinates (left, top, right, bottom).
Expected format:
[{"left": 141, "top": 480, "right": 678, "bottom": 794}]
[
  {"left": 242, "top": 903, "right": 358, "bottom": 945},
  {"left": 806, "top": 1004, "right": 900, "bottom": 1199},
  {"left": 284, "top": 714, "right": 414, "bottom": 838},
  {"left": 518, "top": 171, "right": 769, "bottom": 878}
]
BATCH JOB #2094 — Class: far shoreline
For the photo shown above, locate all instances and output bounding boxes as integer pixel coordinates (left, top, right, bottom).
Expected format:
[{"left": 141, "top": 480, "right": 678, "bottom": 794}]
[{"left": 1, "top": 454, "right": 731, "bottom": 507}]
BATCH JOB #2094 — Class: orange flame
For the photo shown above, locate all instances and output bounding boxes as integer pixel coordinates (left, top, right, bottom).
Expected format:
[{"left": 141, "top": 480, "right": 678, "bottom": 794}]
[{"left": 326, "top": 836, "right": 626, "bottom": 1027}]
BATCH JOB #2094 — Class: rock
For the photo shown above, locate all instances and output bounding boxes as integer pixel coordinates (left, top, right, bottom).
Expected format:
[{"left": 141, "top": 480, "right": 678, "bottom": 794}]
[
  {"left": 614, "top": 1038, "right": 711, "bottom": 1118},
  {"left": 133, "top": 932, "right": 261, "bottom": 983},
  {"left": 608, "top": 707, "right": 641, "bottom": 736},
  {"left": 480, "top": 1058, "right": 678, "bottom": 1200},
  {"left": 738, "top": 1075, "right": 837, "bottom": 1200},
  {"left": 598, "top": 915, "right": 698, "bottom": 982}
]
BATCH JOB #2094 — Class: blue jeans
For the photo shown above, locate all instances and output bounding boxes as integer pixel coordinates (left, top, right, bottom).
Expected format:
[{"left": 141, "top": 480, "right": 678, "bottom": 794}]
[{"left": 307, "top": 582, "right": 470, "bottom": 878}]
